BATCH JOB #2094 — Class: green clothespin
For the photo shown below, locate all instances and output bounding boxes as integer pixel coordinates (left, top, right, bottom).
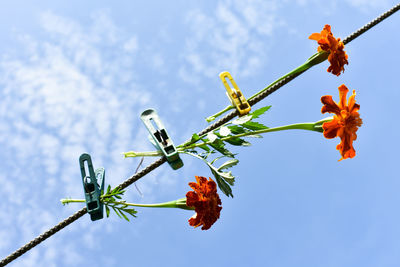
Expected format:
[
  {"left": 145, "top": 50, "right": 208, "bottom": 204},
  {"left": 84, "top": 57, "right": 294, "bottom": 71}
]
[
  {"left": 79, "top": 153, "right": 105, "bottom": 221},
  {"left": 140, "top": 109, "right": 183, "bottom": 170}
]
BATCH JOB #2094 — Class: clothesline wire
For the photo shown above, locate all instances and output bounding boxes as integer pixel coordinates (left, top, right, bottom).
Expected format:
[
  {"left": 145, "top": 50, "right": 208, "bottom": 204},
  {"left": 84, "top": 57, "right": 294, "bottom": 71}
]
[{"left": 1, "top": 3, "right": 399, "bottom": 266}]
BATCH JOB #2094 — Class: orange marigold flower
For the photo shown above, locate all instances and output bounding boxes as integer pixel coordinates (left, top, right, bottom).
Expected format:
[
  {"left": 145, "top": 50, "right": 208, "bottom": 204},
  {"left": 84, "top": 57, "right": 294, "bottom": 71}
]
[
  {"left": 309, "top": 24, "right": 348, "bottom": 76},
  {"left": 321, "top": 84, "right": 363, "bottom": 160},
  {"left": 186, "top": 176, "right": 222, "bottom": 230}
]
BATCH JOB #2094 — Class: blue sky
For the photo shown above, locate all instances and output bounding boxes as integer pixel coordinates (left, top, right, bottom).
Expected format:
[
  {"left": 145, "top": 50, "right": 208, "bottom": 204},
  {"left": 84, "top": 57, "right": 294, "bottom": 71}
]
[{"left": 0, "top": 1, "right": 400, "bottom": 266}]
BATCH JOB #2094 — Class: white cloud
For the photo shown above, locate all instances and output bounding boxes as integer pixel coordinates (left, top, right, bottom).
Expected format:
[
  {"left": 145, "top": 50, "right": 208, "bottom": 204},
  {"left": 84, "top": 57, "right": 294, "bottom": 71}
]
[
  {"left": 345, "top": 0, "right": 392, "bottom": 11},
  {"left": 0, "top": 10, "right": 167, "bottom": 266},
  {"left": 123, "top": 37, "right": 139, "bottom": 53},
  {"left": 179, "top": 0, "right": 283, "bottom": 83}
]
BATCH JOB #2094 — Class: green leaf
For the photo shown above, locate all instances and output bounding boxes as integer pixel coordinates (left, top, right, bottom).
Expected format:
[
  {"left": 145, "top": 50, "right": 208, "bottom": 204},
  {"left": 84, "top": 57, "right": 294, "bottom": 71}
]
[
  {"left": 191, "top": 135, "right": 210, "bottom": 152},
  {"left": 105, "top": 206, "right": 110, "bottom": 217},
  {"left": 209, "top": 139, "right": 235, "bottom": 158},
  {"left": 242, "top": 121, "right": 269, "bottom": 131},
  {"left": 219, "top": 171, "right": 235, "bottom": 186},
  {"left": 227, "top": 125, "right": 247, "bottom": 134},
  {"left": 218, "top": 159, "right": 239, "bottom": 171},
  {"left": 224, "top": 136, "right": 251, "bottom": 146},
  {"left": 106, "top": 185, "right": 111, "bottom": 194},
  {"left": 211, "top": 168, "right": 233, "bottom": 198},
  {"left": 250, "top": 106, "right": 271, "bottom": 119},
  {"left": 120, "top": 210, "right": 130, "bottom": 222},
  {"left": 191, "top": 133, "right": 201, "bottom": 142},
  {"left": 199, "top": 145, "right": 211, "bottom": 152},
  {"left": 126, "top": 209, "right": 138, "bottom": 217}
]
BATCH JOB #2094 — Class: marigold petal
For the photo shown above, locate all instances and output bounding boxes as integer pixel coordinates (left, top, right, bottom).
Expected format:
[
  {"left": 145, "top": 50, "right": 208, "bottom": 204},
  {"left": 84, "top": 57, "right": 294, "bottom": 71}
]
[
  {"left": 186, "top": 191, "right": 199, "bottom": 206},
  {"left": 336, "top": 131, "right": 356, "bottom": 160},
  {"left": 309, "top": 33, "right": 321, "bottom": 40},
  {"left": 321, "top": 95, "right": 341, "bottom": 115},
  {"left": 338, "top": 84, "right": 349, "bottom": 109},
  {"left": 188, "top": 214, "right": 202, "bottom": 228},
  {"left": 347, "top": 90, "right": 359, "bottom": 112},
  {"left": 322, "top": 118, "right": 341, "bottom": 139},
  {"left": 323, "top": 24, "right": 331, "bottom": 33}
]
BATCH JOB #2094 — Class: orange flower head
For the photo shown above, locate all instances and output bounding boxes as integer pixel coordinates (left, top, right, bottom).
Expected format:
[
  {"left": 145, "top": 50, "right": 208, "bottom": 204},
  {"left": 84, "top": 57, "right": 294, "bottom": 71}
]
[
  {"left": 321, "top": 84, "right": 363, "bottom": 160},
  {"left": 309, "top": 24, "right": 348, "bottom": 76},
  {"left": 186, "top": 176, "right": 222, "bottom": 230}
]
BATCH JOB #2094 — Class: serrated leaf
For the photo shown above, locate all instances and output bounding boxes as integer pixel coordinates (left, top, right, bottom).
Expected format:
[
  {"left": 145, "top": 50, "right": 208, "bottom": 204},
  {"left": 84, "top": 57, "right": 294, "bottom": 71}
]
[
  {"left": 218, "top": 159, "right": 239, "bottom": 171},
  {"left": 224, "top": 136, "right": 251, "bottom": 146},
  {"left": 219, "top": 171, "right": 235, "bottom": 186},
  {"left": 211, "top": 169, "right": 233, "bottom": 198},
  {"left": 242, "top": 121, "right": 269, "bottom": 131},
  {"left": 199, "top": 144, "right": 210, "bottom": 152},
  {"left": 232, "top": 115, "right": 252, "bottom": 125},
  {"left": 250, "top": 106, "right": 271, "bottom": 119},
  {"left": 219, "top": 126, "right": 231, "bottom": 136},
  {"left": 209, "top": 140, "right": 234, "bottom": 158},
  {"left": 227, "top": 125, "right": 248, "bottom": 134}
]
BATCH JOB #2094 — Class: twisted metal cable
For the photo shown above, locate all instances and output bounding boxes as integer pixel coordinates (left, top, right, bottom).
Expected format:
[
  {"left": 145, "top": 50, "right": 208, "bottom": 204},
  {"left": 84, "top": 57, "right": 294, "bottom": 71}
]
[
  {"left": 343, "top": 2, "right": 400, "bottom": 45},
  {"left": 1, "top": 3, "right": 399, "bottom": 266},
  {"left": 0, "top": 208, "right": 87, "bottom": 266},
  {"left": 248, "top": 70, "right": 305, "bottom": 106}
]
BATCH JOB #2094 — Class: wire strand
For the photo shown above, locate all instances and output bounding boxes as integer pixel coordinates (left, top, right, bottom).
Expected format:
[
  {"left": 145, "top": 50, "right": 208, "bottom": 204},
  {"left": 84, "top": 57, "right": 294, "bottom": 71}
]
[
  {"left": 1, "top": 4, "right": 399, "bottom": 266},
  {"left": 342, "top": 2, "right": 400, "bottom": 45}
]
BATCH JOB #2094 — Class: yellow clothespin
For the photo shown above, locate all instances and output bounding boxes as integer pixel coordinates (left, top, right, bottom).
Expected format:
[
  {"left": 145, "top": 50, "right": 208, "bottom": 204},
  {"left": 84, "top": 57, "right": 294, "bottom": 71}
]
[{"left": 219, "top": 71, "right": 251, "bottom": 116}]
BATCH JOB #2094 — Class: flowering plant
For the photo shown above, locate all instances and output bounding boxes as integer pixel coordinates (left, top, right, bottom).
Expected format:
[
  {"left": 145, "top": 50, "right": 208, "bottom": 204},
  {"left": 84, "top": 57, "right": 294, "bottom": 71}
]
[{"left": 62, "top": 24, "right": 362, "bottom": 230}]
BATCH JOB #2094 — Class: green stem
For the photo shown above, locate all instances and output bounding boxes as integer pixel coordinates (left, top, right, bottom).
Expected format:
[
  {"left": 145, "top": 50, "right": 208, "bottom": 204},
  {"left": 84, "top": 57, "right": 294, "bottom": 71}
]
[
  {"left": 205, "top": 105, "right": 234, "bottom": 123},
  {"left": 60, "top": 199, "right": 86, "bottom": 205},
  {"left": 182, "top": 121, "right": 325, "bottom": 150},
  {"left": 205, "top": 50, "right": 329, "bottom": 122},
  {"left": 123, "top": 150, "right": 163, "bottom": 158},
  {"left": 60, "top": 197, "right": 194, "bottom": 210},
  {"left": 125, "top": 118, "right": 331, "bottom": 158}
]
